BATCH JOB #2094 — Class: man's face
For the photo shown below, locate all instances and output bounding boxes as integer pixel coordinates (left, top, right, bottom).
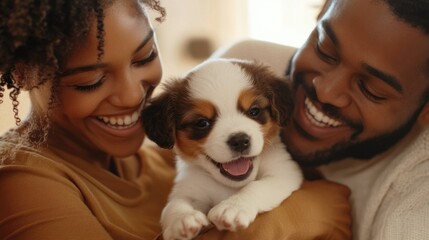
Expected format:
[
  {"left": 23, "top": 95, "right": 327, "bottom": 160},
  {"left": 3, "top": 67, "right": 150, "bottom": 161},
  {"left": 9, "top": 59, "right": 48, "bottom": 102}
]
[{"left": 283, "top": 0, "right": 429, "bottom": 166}]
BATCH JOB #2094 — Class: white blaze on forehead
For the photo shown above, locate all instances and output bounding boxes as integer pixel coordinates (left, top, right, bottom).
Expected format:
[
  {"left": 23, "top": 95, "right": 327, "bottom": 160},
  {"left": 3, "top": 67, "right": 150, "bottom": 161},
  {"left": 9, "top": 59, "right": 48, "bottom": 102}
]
[
  {"left": 186, "top": 59, "right": 266, "bottom": 163},
  {"left": 188, "top": 59, "right": 252, "bottom": 112}
]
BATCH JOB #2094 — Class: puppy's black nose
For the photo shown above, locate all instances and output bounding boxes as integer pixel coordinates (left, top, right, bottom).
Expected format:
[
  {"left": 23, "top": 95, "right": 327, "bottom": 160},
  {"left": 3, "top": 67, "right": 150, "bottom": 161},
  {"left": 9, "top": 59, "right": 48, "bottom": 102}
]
[{"left": 227, "top": 132, "right": 251, "bottom": 152}]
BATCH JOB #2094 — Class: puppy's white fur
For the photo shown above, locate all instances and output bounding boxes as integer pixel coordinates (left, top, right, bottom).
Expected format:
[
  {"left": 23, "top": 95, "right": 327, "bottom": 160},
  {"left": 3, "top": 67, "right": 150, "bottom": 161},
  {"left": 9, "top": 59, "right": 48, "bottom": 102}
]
[{"left": 143, "top": 59, "right": 303, "bottom": 240}]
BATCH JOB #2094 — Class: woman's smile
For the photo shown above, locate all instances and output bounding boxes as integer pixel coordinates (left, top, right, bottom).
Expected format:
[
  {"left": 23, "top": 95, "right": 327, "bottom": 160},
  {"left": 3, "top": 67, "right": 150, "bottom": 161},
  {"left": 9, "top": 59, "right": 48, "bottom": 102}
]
[{"left": 97, "top": 110, "right": 140, "bottom": 129}]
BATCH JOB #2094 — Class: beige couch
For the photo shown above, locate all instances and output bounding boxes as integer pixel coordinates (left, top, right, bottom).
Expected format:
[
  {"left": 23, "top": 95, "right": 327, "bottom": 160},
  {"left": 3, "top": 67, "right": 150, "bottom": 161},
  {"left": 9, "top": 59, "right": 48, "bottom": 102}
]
[{"left": 211, "top": 39, "right": 297, "bottom": 76}]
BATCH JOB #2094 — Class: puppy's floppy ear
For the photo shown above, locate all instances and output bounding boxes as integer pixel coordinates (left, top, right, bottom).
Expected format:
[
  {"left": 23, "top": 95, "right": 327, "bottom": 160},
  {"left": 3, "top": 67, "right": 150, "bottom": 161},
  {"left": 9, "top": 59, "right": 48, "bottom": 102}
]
[
  {"left": 268, "top": 77, "right": 294, "bottom": 127},
  {"left": 141, "top": 90, "right": 176, "bottom": 149}
]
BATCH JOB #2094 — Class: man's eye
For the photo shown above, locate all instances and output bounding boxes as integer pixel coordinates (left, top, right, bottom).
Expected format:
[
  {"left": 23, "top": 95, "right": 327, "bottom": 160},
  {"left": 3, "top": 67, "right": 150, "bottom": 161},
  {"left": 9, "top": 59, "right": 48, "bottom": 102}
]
[
  {"left": 74, "top": 76, "right": 106, "bottom": 92},
  {"left": 357, "top": 78, "right": 387, "bottom": 103},
  {"left": 314, "top": 41, "right": 338, "bottom": 64}
]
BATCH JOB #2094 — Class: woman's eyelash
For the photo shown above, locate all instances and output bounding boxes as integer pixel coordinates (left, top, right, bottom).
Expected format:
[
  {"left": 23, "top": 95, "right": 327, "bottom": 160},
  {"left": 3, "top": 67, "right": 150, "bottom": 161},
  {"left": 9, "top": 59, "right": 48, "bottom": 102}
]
[
  {"left": 74, "top": 76, "right": 106, "bottom": 92},
  {"left": 133, "top": 48, "right": 158, "bottom": 67},
  {"left": 71, "top": 48, "right": 157, "bottom": 92}
]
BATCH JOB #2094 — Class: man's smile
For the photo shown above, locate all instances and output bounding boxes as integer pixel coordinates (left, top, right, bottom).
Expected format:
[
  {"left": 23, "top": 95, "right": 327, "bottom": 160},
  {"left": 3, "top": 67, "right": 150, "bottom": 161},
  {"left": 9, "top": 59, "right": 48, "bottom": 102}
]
[
  {"left": 304, "top": 97, "right": 343, "bottom": 127},
  {"left": 293, "top": 85, "right": 355, "bottom": 140}
]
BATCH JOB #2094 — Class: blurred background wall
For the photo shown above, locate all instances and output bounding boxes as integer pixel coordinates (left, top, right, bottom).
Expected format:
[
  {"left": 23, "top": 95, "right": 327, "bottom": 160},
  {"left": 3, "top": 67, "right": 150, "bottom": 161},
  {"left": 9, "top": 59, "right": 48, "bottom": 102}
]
[{"left": 0, "top": 0, "right": 324, "bottom": 134}]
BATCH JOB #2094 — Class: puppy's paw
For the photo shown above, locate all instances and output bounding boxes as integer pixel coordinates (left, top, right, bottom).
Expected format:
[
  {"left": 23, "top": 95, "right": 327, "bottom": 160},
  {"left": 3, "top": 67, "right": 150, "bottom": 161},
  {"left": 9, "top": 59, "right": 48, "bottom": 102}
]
[
  {"left": 207, "top": 200, "right": 258, "bottom": 231},
  {"left": 162, "top": 210, "right": 210, "bottom": 240}
]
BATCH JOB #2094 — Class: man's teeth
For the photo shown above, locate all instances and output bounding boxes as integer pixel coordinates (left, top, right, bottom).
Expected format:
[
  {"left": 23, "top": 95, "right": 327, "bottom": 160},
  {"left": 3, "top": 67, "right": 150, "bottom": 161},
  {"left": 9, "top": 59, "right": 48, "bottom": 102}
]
[
  {"left": 97, "top": 111, "right": 140, "bottom": 128},
  {"left": 304, "top": 98, "right": 342, "bottom": 127}
]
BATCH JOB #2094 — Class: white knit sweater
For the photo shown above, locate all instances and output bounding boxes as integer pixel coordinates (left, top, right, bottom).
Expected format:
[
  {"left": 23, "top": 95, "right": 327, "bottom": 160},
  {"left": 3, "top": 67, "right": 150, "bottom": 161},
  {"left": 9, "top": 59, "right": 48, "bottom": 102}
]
[{"left": 320, "top": 125, "right": 429, "bottom": 240}]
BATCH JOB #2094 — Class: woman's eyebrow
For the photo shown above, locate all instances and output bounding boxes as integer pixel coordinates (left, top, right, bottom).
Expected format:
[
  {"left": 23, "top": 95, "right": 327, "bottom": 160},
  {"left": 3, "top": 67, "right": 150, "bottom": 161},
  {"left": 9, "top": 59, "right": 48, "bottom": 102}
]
[
  {"left": 134, "top": 29, "right": 154, "bottom": 54},
  {"left": 61, "top": 29, "right": 154, "bottom": 77},
  {"left": 61, "top": 63, "right": 107, "bottom": 77}
]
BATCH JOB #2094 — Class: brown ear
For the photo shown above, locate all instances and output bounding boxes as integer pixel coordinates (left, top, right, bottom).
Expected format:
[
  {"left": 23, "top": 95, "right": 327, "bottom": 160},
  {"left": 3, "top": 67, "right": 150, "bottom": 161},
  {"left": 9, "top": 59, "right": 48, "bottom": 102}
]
[
  {"left": 141, "top": 91, "right": 176, "bottom": 149},
  {"left": 418, "top": 101, "right": 429, "bottom": 126},
  {"left": 268, "top": 78, "right": 294, "bottom": 127}
]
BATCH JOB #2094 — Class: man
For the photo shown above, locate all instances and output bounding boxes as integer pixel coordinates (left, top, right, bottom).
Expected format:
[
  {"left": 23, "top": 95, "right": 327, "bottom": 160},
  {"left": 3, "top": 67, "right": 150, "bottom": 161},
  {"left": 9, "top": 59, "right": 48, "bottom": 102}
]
[{"left": 217, "top": 0, "right": 429, "bottom": 239}]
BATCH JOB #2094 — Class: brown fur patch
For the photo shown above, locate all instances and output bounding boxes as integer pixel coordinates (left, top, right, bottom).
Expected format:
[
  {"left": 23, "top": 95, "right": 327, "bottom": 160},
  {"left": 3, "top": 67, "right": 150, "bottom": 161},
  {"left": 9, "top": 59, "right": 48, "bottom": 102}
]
[
  {"left": 234, "top": 60, "right": 293, "bottom": 127},
  {"left": 238, "top": 88, "right": 279, "bottom": 150},
  {"left": 176, "top": 99, "right": 217, "bottom": 160},
  {"left": 239, "top": 89, "right": 269, "bottom": 110}
]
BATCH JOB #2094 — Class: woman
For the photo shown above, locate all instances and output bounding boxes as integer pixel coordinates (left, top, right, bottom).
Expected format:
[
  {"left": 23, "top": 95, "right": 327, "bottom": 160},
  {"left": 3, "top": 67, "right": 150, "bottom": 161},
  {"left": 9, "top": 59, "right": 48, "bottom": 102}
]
[
  {"left": 0, "top": 1, "right": 175, "bottom": 239},
  {"left": 0, "top": 1, "right": 351, "bottom": 239}
]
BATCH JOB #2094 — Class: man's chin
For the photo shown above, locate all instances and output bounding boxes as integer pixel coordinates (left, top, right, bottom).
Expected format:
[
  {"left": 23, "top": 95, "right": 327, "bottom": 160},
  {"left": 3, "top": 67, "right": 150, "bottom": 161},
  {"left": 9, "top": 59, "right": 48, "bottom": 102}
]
[
  {"left": 289, "top": 125, "right": 415, "bottom": 167},
  {"left": 287, "top": 140, "right": 357, "bottom": 167}
]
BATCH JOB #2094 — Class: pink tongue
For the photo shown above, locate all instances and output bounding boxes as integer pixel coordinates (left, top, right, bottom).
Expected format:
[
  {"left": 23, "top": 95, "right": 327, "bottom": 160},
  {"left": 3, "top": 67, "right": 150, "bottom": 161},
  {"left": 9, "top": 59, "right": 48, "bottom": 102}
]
[{"left": 221, "top": 157, "right": 252, "bottom": 176}]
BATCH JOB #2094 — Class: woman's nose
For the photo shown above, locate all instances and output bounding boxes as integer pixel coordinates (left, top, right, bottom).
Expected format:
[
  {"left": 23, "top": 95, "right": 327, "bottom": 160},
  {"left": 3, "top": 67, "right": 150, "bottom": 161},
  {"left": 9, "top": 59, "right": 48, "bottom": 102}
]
[
  {"left": 312, "top": 72, "right": 352, "bottom": 108},
  {"left": 109, "top": 74, "right": 146, "bottom": 107}
]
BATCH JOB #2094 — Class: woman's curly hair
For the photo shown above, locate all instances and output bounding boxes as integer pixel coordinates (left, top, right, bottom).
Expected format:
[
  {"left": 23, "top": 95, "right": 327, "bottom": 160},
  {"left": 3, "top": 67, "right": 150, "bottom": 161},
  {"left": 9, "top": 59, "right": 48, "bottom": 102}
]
[
  {"left": 0, "top": 0, "right": 165, "bottom": 149},
  {"left": 0, "top": 0, "right": 165, "bottom": 124}
]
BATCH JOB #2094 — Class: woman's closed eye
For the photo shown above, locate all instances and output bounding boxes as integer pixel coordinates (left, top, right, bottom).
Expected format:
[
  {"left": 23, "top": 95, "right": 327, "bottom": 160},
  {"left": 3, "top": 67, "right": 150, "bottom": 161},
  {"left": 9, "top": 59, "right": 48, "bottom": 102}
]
[
  {"left": 74, "top": 75, "right": 106, "bottom": 92},
  {"left": 132, "top": 46, "right": 158, "bottom": 67}
]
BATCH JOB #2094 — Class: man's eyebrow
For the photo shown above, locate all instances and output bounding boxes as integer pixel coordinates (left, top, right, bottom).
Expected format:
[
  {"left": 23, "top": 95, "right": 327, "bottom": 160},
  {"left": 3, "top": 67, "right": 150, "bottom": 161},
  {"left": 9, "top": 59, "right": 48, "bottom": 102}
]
[
  {"left": 363, "top": 63, "right": 403, "bottom": 93},
  {"left": 320, "top": 20, "right": 339, "bottom": 47},
  {"left": 61, "top": 29, "right": 154, "bottom": 77}
]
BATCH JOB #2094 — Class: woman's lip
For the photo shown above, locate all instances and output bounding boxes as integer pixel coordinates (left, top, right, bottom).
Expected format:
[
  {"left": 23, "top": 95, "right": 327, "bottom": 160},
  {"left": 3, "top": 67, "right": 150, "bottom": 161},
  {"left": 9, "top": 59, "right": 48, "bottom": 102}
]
[
  {"left": 89, "top": 116, "right": 143, "bottom": 138},
  {"left": 293, "top": 86, "right": 353, "bottom": 139}
]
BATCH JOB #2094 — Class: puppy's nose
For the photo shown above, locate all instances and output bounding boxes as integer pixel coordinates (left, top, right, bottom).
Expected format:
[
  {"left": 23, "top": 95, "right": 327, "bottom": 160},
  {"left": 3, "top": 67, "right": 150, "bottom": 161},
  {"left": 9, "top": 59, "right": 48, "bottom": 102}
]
[{"left": 227, "top": 132, "right": 251, "bottom": 153}]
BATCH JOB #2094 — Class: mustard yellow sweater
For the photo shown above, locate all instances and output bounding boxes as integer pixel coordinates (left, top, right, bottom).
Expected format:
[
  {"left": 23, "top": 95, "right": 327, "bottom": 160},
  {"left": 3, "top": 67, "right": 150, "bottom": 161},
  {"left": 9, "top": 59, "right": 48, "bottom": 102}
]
[
  {"left": 0, "top": 127, "right": 175, "bottom": 240},
  {"left": 0, "top": 126, "right": 352, "bottom": 240}
]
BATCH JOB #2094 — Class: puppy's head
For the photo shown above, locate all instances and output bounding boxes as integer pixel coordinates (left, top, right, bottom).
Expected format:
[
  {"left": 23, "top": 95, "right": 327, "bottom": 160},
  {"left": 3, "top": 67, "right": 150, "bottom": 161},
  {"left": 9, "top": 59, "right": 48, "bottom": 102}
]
[{"left": 142, "top": 59, "right": 292, "bottom": 187}]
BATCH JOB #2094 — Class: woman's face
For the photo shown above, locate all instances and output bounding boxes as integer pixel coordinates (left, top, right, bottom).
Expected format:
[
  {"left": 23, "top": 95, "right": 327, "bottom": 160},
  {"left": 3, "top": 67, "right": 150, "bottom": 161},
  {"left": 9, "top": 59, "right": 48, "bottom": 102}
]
[{"left": 33, "top": 1, "right": 162, "bottom": 157}]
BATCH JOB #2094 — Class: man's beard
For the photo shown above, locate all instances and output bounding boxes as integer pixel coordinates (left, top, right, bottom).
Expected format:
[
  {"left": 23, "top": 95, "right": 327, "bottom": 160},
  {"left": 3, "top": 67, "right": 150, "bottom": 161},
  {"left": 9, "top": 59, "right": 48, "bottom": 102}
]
[{"left": 287, "top": 73, "right": 425, "bottom": 167}]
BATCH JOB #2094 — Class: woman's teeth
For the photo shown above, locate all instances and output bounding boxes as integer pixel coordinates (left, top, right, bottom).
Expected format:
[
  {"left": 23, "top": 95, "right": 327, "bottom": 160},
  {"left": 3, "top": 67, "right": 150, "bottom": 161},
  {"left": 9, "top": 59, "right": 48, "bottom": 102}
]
[
  {"left": 97, "top": 111, "right": 140, "bottom": 128},
  {"left": 304, "top": 97, "right": 342, "bottom": 127}
]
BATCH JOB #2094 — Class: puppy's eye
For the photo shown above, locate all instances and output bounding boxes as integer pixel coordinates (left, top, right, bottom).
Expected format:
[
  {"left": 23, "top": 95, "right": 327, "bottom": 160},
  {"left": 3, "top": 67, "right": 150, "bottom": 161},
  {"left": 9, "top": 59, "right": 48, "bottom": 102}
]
[
  {"left": 248, "top": 107, "right": 261, "bottom": 118},
  {"left": 194, "top": 118, "right": 210, "bottom": 129}
]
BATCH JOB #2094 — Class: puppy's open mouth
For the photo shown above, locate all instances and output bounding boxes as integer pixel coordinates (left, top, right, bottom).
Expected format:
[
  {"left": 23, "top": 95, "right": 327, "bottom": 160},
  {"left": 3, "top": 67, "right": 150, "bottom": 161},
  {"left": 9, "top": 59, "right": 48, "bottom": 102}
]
[{"left": 206, "top": 155, "right": 255, "bottom": 181}]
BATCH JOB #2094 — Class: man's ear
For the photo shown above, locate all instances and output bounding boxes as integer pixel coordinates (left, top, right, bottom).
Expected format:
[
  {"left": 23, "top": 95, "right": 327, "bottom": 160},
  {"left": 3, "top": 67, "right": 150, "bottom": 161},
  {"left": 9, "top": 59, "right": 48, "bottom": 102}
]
[
  {"left": 141, "top": 91, "right": 176, "bottom": 149},
  {"left": 418, "top": 102, "right": 429, "bottom": 126}
]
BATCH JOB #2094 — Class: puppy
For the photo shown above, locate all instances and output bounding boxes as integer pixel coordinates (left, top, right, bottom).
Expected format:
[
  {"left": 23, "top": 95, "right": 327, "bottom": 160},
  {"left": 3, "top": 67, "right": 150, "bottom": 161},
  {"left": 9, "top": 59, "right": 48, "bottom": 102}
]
[{"left": 142, "top": 58, "right": 303, "bottom": 240}]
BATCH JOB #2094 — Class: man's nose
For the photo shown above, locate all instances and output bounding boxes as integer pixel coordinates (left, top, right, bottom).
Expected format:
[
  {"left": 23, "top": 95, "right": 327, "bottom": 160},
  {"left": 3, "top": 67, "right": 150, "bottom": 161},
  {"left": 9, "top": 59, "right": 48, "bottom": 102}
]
[{"left": 312, "top": 71, "right": 352, "bottom": 108}]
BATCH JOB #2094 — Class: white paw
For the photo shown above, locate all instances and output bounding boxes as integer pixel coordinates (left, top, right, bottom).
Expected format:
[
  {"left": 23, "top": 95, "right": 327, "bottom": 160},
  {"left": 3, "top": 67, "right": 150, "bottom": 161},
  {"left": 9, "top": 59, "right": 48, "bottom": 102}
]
[
  {"left": 162, "top": 210, "right": 210, "bottom": 240},
  {"left": 207, "top": 200, "right": 258, "bottom": 231}
]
